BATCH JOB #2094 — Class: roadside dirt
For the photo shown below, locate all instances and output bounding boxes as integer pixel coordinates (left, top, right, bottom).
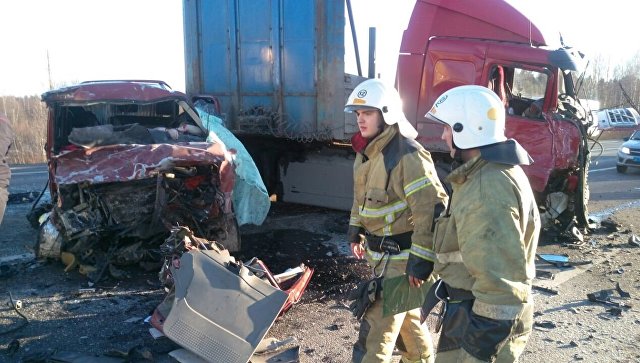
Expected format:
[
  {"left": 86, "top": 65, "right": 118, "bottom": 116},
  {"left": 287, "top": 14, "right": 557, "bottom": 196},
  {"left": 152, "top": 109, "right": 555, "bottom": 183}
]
[{"left": 1, "top": 199, "right": 640, "bottom": 363}]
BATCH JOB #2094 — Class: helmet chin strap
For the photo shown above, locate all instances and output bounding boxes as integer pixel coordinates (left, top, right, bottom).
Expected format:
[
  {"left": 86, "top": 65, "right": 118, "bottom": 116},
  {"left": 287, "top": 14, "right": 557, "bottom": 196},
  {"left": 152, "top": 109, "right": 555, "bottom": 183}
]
[
  {"left": 451, "top": 140, "right": 464, "bottom": 164},
  {"left": 453, "top": 148, "right": 464, "bottom": 164}
]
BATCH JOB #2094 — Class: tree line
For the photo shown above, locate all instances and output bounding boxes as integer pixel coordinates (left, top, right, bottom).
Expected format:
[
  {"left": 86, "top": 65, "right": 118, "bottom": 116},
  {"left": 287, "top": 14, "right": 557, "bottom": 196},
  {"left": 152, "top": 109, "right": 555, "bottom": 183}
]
[
  {"left": 2, "top": 52, "right": 639, "bottom": 165},
  {"left": 1, "top": 96, "right": 47, "bottom": 164}
]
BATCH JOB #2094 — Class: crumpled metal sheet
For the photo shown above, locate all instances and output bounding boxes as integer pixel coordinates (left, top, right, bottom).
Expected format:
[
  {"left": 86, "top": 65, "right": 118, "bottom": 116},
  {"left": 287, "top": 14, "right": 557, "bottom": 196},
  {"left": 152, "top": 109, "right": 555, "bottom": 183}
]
[
  {"left": 163, "top": 249, "right": 288, "bottom": 363},
  {"left": 53, "top": 143, "right": 234, "bottom": 192}
]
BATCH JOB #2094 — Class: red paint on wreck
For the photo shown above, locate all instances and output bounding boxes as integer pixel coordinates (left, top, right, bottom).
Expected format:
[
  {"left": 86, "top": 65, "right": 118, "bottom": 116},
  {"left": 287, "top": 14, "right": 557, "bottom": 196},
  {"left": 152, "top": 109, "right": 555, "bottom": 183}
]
[
  {"left": 41, "top": 80, "right": 186, "bottom": 103},
  {"left": 53, "top": 143, "right": 235, "bottom": 193}
]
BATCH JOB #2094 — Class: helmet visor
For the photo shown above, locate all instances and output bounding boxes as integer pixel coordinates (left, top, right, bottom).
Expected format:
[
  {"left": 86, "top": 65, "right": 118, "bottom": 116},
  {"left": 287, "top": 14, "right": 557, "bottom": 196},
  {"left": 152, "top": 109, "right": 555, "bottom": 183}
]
[
  {"left": 424, "top": 112, "right": 450, "bottom": 126},
  {"left": 344, "top": 105, "right": 379, "bottom": 113}
]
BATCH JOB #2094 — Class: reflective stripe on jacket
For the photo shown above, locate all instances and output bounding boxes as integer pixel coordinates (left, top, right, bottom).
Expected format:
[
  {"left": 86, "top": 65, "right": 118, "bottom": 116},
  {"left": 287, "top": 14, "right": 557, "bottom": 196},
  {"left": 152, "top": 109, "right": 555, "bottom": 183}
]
[
  {"left": 349, "top": 125, "right": 448, "bottom": 265},
  {"left": 433, "top": 155, "right": 540, "bottom": 320}
]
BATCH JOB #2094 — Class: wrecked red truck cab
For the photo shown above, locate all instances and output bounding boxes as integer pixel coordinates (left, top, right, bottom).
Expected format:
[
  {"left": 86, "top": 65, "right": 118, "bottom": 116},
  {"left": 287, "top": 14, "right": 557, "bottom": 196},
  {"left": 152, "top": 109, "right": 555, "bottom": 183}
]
[
  {"left": 397, "top": 0, "right": 592, "bottom": 229},
  {"left": 38, "top": 80, "right": 240, "bottom": 281}
]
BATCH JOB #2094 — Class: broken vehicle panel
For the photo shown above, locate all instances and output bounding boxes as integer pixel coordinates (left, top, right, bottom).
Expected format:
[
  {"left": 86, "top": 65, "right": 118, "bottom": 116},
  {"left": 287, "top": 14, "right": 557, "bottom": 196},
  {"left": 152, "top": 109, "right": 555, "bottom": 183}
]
[
  {"left": 151, "top": 227, "right": 314, "bottom": 363},
  {"left": 39, "top": 80, "right": 241, "bottom": 281}
]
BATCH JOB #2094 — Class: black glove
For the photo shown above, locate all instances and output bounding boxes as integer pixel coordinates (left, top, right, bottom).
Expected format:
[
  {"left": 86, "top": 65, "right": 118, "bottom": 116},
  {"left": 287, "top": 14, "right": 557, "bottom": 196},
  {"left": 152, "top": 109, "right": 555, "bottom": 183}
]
[
  {"left": 406, "top": 253, "right": 434, "bottom": 281},
  {"left": 347, "top": 278, "right": 381, "bottom": 320},
  {"left": 461, "top": 311, "right": 514, "bottom": 361},
  {"left": 347, "top": 225, "right": 364, "bottom": 244}
]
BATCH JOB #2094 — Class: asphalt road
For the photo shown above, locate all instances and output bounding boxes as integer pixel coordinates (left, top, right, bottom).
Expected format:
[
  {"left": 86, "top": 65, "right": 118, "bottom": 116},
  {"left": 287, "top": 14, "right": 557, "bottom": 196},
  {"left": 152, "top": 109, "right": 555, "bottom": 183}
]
[
  {"left": 587, "top": 139, "right": 640, "bottom": 213},
  {"left": 7, "top": 163, "right": 48, "bottom": 197}
]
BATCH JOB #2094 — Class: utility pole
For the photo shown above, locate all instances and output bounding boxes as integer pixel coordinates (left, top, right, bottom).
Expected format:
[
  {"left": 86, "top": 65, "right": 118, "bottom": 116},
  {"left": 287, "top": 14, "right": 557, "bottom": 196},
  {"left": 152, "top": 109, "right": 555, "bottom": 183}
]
[
  {"left": 47, "top": 50, "right": 53, "bottom": 90},
  {"left": 618, "top": 82, "right": 639, "bottom": 114}
]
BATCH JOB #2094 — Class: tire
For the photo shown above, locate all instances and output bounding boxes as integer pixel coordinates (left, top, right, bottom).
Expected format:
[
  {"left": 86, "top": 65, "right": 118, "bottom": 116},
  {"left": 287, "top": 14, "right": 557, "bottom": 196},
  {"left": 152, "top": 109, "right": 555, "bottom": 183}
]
[
  {"left": 575, "top": 155, "right": 590, "bottom": 228},
  {"left": 616, "top": 165, "right": 627, "bottom": 173}
]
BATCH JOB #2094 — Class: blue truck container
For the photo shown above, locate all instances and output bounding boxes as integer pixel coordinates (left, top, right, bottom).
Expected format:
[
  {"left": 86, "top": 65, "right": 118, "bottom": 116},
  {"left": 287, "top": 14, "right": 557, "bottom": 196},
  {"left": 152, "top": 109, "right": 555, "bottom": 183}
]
[
  {"left": 183, "top": 0, "right": 366, "bottom": 210},
  {"left": 183, "top": 0, "right": 364, "bottom": 140}
]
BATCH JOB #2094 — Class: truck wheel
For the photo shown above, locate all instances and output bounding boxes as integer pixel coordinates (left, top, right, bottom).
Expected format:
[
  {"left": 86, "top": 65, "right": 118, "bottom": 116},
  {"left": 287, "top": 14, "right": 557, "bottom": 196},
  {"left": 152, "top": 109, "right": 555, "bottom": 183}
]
[
  {"left": 574, "top": 155, "right": 590, "bottom": 228},
  {"left": 616, "top": 165, "right": 627, "bottom": 173}
]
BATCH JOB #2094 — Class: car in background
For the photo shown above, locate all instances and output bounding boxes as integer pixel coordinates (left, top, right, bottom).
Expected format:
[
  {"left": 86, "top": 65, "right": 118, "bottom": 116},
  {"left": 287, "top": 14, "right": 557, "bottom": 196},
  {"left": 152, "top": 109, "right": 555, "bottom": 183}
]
[
  {"left": 37, "top": 80, "right": 239, "bottom": 281},
  {"left": 617, "top": 130, "right": 640, "bottom": 173}
]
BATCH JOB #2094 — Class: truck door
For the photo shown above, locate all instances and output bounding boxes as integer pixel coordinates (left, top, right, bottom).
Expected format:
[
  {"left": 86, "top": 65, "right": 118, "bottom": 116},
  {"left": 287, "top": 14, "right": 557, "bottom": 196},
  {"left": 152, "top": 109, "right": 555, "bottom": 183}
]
[
  {"left": 403, "top": 38, "right": 488, "bottom": 153},
  {"left": 491, "top": 64, "right": 556, "bottom": 193}
]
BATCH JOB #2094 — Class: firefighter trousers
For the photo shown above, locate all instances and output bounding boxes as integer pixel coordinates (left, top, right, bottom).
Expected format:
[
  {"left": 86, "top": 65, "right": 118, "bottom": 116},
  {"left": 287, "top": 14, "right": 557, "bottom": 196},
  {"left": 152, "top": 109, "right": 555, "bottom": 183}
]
[{"left": 352, "top": 261, "right": 435, "bottom": 363}]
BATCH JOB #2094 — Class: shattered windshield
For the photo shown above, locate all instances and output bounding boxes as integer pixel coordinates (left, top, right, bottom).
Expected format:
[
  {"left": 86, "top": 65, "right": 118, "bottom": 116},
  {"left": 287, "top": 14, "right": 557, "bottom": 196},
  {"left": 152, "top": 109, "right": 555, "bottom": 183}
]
[{"left": 52, "top": 100, "right": 206, "bottom": 153}]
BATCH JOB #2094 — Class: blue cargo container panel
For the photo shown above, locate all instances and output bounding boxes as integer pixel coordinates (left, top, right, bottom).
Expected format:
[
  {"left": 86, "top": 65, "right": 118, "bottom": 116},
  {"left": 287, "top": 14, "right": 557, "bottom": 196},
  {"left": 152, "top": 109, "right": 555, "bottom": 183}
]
[{"left": 183, "top": 0, "right": 353, "bottom": 140}]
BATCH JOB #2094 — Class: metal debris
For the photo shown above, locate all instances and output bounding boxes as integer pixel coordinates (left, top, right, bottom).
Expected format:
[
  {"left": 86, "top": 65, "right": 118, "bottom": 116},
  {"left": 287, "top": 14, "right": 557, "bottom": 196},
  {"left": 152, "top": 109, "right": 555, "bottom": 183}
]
[
  {"left": 587, "top": 284, "right": 632, "bottom": 309},
  {"left": 534, "top": 320, "right": 557, "bottom": 330},
  {"left": 535, "top": 269, "right": 555, "bottom": 280},
  {"left": 536, "top": 254, "right": 592, "bottom": 268}
]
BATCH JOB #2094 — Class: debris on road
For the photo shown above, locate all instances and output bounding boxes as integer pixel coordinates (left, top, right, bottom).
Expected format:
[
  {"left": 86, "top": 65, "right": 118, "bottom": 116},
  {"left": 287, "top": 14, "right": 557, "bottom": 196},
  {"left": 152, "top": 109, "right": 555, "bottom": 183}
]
[
  {"left": 0, "top": 292, "right": 29, "bottom": 335},
  {"left": 149, "top": 226, "right": 313, "bottom": 362},
  {"left": 536, "top": 253, "right": 592, "bottom": 268},
  {"left": 532, "top": 285, "right": 560, "bottom": 295},
  {"left": 586, "top": 283, "right": 632, "bottom": 309}
]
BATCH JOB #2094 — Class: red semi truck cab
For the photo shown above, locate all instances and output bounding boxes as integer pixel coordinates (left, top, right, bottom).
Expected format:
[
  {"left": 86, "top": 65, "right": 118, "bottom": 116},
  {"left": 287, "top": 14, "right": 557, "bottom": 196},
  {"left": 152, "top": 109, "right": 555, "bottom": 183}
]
[
  {"left": 182, "top": 0, "right": 592, "bottom": 230},
  {"left": 397, "top": 0, "right": 592, "bottom": 228}
]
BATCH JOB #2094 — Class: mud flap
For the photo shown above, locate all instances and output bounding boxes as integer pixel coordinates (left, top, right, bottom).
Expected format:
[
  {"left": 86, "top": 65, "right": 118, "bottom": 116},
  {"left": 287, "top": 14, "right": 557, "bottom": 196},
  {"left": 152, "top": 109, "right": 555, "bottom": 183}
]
[{"left": 163, "top": 250, "right": 288, "bottom": 363}]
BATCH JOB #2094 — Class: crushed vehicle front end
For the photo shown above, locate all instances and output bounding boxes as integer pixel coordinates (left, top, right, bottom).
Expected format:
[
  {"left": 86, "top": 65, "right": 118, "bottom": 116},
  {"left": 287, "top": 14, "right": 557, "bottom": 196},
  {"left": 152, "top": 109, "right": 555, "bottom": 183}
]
[{"left": 38, "top": 80, "right": 239, "bottom": 281}]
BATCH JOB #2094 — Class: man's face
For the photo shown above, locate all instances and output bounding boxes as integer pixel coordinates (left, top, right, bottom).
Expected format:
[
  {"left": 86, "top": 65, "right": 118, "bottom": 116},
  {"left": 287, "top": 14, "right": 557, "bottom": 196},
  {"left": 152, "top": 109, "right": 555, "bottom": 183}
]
[
  {"left": 355, "top": 109, "right": 383, "bottom": 139},
  {"left": 441, "top": 124, "right": 456, "bottom": 158}
]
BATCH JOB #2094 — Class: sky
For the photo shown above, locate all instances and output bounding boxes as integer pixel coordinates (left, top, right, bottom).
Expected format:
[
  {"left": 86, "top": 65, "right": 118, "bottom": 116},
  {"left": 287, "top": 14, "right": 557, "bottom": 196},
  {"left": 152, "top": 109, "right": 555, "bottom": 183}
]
[{"left": 1, "top": 0, "right": 638, "bottom": 97}]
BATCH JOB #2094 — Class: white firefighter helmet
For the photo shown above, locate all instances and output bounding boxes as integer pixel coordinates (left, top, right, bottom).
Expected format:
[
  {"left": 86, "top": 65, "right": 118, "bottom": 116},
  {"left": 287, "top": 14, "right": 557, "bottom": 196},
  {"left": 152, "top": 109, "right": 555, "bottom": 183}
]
[
  {"left": 426, "top": 85, "right": 507, "bottom": 149},
  {"left": 345, "top": 79, "right": 418, "bottom": 139}
]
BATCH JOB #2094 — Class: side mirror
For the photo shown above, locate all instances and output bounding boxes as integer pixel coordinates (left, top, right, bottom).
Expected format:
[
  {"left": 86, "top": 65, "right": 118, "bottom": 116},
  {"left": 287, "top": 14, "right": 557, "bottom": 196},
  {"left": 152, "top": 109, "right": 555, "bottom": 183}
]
[{"left": 623, "top": 137, "right": 630, "bottom": 141}]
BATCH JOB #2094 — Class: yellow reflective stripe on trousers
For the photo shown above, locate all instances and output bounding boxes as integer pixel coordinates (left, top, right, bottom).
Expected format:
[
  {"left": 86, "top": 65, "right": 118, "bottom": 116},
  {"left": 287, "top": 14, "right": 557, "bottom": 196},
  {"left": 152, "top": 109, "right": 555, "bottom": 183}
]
[
  {"left": 359, "top": 200, "right": 408, "bottom": 218},
  {"left": 367, "top": 249, "right": 410, "bottom": 262},
  {"left": 404, "top": 176, "right": 432, "bottom": 198},
  {"left": 410, "top": 244, "right": 436, "bottom": 262},
  {"left": 472, "top": 300, "right": 528, "bottom": 320}
]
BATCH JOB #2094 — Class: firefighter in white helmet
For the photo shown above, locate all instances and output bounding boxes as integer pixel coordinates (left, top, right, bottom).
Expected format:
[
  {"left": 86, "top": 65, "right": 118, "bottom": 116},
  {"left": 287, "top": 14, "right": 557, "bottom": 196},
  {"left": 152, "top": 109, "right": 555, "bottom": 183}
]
[
  {"left": 422, "top": 85, "right": 540, "bottom": 362},
  {"left": 344, "top": 78, "right": 448, "bottom": 363}
]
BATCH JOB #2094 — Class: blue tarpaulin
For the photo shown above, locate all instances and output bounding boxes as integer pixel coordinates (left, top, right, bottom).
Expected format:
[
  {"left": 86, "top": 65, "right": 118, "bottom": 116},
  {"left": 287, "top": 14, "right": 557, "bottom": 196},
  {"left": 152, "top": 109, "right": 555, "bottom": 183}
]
[{"left": 196, "top": 103, "right": 270, "bottom": 225}]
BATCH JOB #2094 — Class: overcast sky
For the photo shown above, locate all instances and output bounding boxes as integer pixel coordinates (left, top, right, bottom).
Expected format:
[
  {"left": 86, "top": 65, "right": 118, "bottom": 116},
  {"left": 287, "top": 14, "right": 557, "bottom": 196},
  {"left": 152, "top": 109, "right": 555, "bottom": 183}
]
[{"left": 0, "top": 0, "right": 637, "bottom": 97}]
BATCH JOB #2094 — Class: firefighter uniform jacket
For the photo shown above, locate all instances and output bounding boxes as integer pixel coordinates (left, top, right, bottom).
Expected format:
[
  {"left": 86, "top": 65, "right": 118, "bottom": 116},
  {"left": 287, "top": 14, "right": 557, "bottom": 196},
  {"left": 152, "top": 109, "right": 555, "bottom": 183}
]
[
  {"left": 348, "top": 125, "right": 448, "bottom": 277},
  {"left": 432, "top": 154, "right": 540, "bottom": 360}
]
